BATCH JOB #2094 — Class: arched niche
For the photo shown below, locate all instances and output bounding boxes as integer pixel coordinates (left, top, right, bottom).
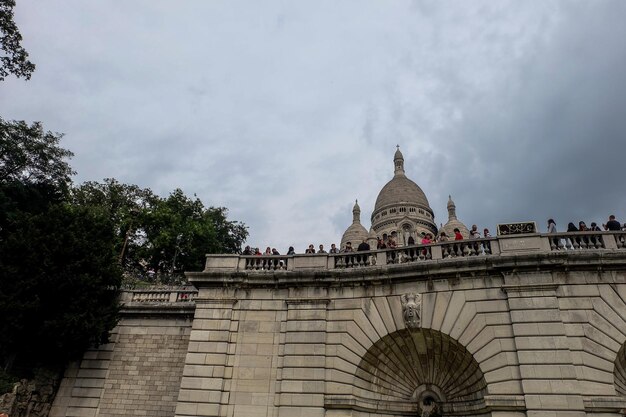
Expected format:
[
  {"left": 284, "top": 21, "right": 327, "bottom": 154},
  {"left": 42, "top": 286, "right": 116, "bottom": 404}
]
[
  {"left": 330, "top": 328, "right": 490, "bottom": 416},
  {"left": 615, "top": 342, "right": 626, "bottom": 396}
]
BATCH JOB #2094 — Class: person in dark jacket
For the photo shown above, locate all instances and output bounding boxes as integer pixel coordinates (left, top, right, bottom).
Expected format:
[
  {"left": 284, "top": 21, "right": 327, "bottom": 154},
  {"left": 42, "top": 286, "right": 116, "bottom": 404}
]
[{"left": 604, "top": 215, "right": 622, "bottom": 231}]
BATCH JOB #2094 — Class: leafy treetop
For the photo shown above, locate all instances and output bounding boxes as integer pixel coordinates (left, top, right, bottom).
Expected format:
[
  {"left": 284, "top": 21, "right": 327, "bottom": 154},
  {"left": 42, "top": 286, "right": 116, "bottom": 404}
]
[{"left": 0, "top": 0, "right": 35, "bottom": 81}]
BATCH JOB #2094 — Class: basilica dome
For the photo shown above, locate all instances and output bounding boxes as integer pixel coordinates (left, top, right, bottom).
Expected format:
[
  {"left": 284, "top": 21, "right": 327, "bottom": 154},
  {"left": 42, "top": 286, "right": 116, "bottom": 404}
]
[
  {"left": 373, "top": 148, "right": 430, "bottom": 212},
  {"left": 373, "top": 176, "right": 430, "bottom": 213},
  {"left": 370, "top": 148, "right": 437, "bottom": 244}
]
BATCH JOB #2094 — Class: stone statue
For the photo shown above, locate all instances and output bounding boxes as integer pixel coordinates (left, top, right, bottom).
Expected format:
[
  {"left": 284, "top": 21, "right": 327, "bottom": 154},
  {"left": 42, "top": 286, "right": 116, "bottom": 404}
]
[
  {"left": 401, "top": 293, "right": 421, "bottom": 329},
  {"left": 418, "top": 396, "right": 440, "bottom": 417}
]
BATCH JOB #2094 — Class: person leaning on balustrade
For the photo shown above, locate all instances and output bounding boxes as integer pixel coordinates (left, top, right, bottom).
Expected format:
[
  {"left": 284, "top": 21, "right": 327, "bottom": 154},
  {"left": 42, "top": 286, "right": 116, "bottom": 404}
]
[
  {"left": 329, "top": 243, "right": 339, "bottom": 254},
  {"left": 318, "top": 244, "right": 327, "bottom": 254},
  {"left": 305, "top": 244, "right": 316, "bottom": 254},
  {"left": 286, "top": 246, "right": 296, "bottom": 255},
  {"left": 547, "top": 219, "right": 559, "bottom": 249},
  {"left": 603, "top": 215, "right": 621, "bottom": 231}
]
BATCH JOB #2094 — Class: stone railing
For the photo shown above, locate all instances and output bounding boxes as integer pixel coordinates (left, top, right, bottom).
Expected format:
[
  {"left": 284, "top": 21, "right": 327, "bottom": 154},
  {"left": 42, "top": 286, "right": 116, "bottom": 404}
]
[
  {"left": 203, "top": 231, "right": 626, "bottom": 273},
  {"left": 121, "top": 287, "right": 198, "bottom": 304}
]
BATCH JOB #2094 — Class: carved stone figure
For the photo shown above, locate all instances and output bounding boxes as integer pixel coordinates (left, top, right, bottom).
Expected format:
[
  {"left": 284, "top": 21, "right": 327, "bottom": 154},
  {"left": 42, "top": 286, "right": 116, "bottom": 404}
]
[{"left": 401, "top": 293, "right": 421, "bottom": 329}]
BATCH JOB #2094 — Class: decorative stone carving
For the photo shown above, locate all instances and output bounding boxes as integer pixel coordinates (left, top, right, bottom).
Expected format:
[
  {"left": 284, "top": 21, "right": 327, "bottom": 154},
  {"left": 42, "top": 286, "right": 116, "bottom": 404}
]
[
  {"left": 418, "top": 397, "right": 440, "bottom": 417},
  {"left": 401, "top": 293, "right": 421, "bottom": 329},
  {"left": 497, "top": 221, "right": 537, "bottom": 235}
]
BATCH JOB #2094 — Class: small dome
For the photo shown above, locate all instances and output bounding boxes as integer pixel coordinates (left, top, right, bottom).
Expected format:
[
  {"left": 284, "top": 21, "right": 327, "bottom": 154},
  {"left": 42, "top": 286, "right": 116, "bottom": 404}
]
[
  {"left": 441, "top": 195, "right": 470, "bottom": 239},
  {"left": 341, "top": 199, "right": 368, "bottom": 249},
  {"left": 341, "top": 223, "right": 368, "bottom": 249}
]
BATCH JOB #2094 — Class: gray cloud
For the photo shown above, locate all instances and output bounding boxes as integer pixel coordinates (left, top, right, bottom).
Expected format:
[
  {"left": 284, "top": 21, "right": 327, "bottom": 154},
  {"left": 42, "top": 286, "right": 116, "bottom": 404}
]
[{"left": 2, "top": 1, "right": 626, "bottom": 253}]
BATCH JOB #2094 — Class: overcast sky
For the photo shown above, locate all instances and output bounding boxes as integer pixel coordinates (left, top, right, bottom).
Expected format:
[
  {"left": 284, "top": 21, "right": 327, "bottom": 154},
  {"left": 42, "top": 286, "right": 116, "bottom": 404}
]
[{"left": 2, "top": 1, "right": 626, "bottom": 252}]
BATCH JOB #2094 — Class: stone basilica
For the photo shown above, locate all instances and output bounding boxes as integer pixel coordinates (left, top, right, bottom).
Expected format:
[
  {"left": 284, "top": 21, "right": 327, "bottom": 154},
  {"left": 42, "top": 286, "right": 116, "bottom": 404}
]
[
  {"left": 50, "top": 148, "right": 626, "bottom": 417},
  {"left": 340, "top": 147, "right": 468, "bottom": 250}
]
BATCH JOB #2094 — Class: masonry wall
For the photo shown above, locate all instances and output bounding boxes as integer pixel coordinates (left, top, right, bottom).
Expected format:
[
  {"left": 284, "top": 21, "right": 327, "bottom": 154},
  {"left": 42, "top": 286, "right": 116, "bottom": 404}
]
[
  {"left": 50, "top": 254, "right": 626, "bottom": 417},
  {"left": 50, "top": 315, "right": 192, "bottom": 417}
]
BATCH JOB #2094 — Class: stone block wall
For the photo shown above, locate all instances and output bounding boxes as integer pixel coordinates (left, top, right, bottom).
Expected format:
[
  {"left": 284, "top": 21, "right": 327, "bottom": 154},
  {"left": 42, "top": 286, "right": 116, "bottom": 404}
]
[
  {"left": 50, "top": 315, "right": 192, "bottom": 417},
  {"left": 50, "top": 253, "right": 626, "bottom": 416}
]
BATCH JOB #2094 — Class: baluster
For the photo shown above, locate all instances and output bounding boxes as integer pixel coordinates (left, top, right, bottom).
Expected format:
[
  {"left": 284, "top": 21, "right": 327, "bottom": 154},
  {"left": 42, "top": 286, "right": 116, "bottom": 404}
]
[
  {"left": 442, "top": 245, "right": 449, "bottom": 259},
  {"left": 595, "top": 236, "right": 604, "bottom": 249},
  {"left": 426, "top": 248, "right": 432, "bottom": 260}
]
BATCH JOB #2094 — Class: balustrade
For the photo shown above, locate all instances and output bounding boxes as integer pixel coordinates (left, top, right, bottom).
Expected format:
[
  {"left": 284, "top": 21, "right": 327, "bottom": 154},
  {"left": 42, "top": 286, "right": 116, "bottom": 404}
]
[
  {"left": 441, "top": 238, "right": 494, "bottom": 259},
  {"left": 130, "top": 289, "right": 197, "bottom": 303},
  {"left": 548, "top": 232, "right": 606, "bottom": 251},
  {"left": 244, "top": 255, "right": 289, "bottom": 270},
  {"left": 334, "top": 252, "right": 376, "bottom": 268},
  {"left": 203, "top": 232, "right": 626, "bottom": 274},
  {"left": 385, "top": 245, "right": 432, "bottom": 264}
]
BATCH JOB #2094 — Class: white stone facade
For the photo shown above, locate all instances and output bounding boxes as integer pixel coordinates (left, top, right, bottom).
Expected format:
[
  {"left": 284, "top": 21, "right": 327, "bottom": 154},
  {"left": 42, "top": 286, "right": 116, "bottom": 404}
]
[{"left": 51, "top": 231, "right": 626, "bottom": 416}]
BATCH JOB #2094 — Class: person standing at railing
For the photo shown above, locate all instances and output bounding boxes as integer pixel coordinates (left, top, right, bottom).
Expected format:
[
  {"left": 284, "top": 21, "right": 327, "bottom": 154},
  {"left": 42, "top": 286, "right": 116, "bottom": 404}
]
[
  {"left": 272, "top": 248, "right": 280, "bottom": 255},
  {"left": 579, "top": 221, "right": 591, "bottom": 246},
  {"left": 469, "top": 225, "right": 481, "bottom": 239},
  {"left": 329, "top": 243, "right": 339, "bottom": 254},
  {"left": 454, "top": 228, "right": 464, "bottom": 240},
  {"left": 547, "top": 219, "right": 559, "bottom": 249},
  {"left": 318, "top": 244, "right": 327, "bottom": 254},
  {"left": 341, "top": 242, "right": 354, "bottom": 252},
  {"left": 357, "top": 239, "right": 371, "bottom": 264},
  {"left": 287, "top": 246, "right": 296, "bottom": 255},
  {"left": 603, "top": 215, "right": 622, "bottom": 231},
  {"left": 567, "top": 222, "right": 579, "bottom": 248},
  {"left": 305, "top": 244, "right": 316, "bottom": 254},
  {"left": 469, "top": 225, "right": 481, "bottom": 254},
  {"left": 264, "top": 247, "right": 272, "bottom": 255},
  {"left": 243, "top": 245, "right": 252, "bottom": 255}
]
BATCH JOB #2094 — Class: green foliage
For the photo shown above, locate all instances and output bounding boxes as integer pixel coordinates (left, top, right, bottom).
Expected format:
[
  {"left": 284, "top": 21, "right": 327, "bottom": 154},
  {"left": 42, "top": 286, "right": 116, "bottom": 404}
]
[
  {"left": 0, "top": 118, "right": 120, "bottom": 378},
  {"left": 0, "top": 0, "right": 35, "bottom": 81},
  {"left": 0, "top": 201, "right": 121, "bottom": 370},
  {"left": 0, "top": 118, "right": 74, "bottom": 190},
  {"left": 139, "top": 189, "right": 248, "bottom": 275},
  {"left": 73, "top": 182, "right": 249, "bottom": 282}
]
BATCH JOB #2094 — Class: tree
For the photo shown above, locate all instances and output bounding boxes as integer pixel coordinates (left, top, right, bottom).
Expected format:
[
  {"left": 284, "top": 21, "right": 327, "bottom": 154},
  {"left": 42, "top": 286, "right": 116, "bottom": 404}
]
[
  {"left": 72, "top": 178, "right": 158, "bottom": 262},
  {"left": 0, "top": 120, "right": 121, "bottom": 378},
  {"left": 140, "top": 189, "right": 248, "bottom": 276},
  {"left": 0, "top": 118, "right": 74, "bottom": 190},
  {"left": 72, "top": 181, "right": 249, "bottom": 281},
  {"left": 0, "top": 203, "right": 121, "bottom": 371},
  {"left": 0, "top": 0, "right": 35, "bottom": 81}
]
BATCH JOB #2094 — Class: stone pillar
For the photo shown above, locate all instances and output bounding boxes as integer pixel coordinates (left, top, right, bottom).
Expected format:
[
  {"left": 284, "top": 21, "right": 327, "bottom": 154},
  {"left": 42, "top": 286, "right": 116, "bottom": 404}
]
[
  {"left": 175, "top": 295, "right": 237, "bottom": 417},
  {"left": 225, "top": 296, "right": 284, "bottom": 417},
  {"left": 276, "top": 297, "right": 329, "bottom": 417},
  {"left": 503, "top": 279, "right": 587, "bottom": 417}
]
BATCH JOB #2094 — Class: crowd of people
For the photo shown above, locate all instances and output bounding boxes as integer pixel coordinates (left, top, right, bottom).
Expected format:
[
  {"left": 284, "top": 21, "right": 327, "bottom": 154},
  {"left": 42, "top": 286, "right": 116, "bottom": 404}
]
[{"left": 240, "top": 215, "right": 625, "bottom": 256}]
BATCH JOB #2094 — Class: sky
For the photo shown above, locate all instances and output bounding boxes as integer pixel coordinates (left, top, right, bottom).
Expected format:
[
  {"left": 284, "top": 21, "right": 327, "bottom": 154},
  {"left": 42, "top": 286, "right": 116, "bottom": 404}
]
[{"left": 2, "top": 1, "right": 626, "bottom": 253}]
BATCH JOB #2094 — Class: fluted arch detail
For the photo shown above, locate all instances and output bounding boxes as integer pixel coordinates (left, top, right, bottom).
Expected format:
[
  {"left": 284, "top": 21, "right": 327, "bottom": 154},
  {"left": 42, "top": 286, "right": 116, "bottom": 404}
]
[
  {"left": 354, "top": 328, "right": 489, "bottom": 416},
  {"left": 614, "top": 342, "right": 626, "bottom": 395}
]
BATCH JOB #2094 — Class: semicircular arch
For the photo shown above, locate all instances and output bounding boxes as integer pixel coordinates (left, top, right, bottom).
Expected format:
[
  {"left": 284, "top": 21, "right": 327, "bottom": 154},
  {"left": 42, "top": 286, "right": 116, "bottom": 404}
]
[{"left": 351, "top": 328, "right": 489, "bottom": 416}]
